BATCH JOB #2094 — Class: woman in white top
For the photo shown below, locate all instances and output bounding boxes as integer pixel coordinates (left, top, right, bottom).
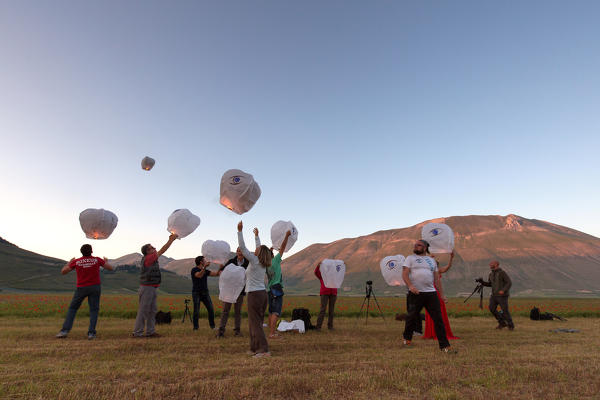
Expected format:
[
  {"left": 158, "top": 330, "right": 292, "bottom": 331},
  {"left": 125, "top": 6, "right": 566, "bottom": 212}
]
[{"left": 237, "top": 221, "right": 273, "bottom": 358}]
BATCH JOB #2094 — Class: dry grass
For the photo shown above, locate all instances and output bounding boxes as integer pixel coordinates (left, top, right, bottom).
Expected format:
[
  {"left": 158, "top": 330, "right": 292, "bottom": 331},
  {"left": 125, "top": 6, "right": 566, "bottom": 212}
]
[{"left": 1, "top": 315, "right": 600, "bottom": 400}]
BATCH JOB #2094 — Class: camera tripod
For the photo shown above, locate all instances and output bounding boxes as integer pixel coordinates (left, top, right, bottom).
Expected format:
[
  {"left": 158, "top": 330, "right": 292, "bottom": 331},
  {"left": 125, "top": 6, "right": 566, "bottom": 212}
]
[
  {"left": 464, "top": 283, "right": 484, "bottom": 309},
  {"left": 359, "top": 281, "right": 385, "bottom": 324},
  {"left": 182, "top": 299, "right": 192, "bottom": 324}
]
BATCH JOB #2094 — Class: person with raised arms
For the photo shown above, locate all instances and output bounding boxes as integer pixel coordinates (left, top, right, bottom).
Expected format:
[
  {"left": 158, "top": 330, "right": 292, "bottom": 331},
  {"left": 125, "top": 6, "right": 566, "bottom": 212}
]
[
  {"left": 132, "top": 233, "right": 178, "bottom": 338},
  {"left": 237, "top": 221, "right": 272, "bottom": 358},
  {"left": 216, "top": 246, "right": 251, "bottom": 338},
  {"left": 402, "top": 239, "right": 455, "bottom": 353},
  {"left": 56, "top": 244, "right": 114, "bottom": 340},
  {"left": 314, "top": 260, "right": 338, "bottom": 331}
]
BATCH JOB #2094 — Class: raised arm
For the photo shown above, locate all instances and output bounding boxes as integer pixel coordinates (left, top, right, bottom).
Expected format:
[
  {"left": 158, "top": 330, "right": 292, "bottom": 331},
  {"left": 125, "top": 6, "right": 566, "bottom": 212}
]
[
  {"left": 238, "top": 222, "right": 259, "bottom": 264},
  {"left": 438, "top": 252, "right": 455, "bottom": 274},
  {"left": 278, "top": 230, "right": 292, "bottom": 256},
  {"left": 102, "top": 257, "right": 115, "bottom": 271},
  {"left": 158, "top": 233, "right": 178, "bottom": 257},
  {"left": 61, "top": 258, "right": 75, "bottom": 275},
  {"left": 253, "top": 227, "right": 261, "bottom": 248}
]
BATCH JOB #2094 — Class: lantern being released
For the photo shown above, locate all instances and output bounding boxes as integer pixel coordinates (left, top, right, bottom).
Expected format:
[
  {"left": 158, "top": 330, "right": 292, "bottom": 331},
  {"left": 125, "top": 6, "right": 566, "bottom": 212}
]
[
  {"left": 270, "top": 220, "right": 298, "bottom": 252},
  {"left": 219, "top": 169, "right": 261, "bottom": 215},
  {"left": 167, "top": 209, "right": 200, "bottom": 239},
  {"left": 79, "top": 208, "right": 118, "bottom": 240},
  {"left": 421, "top": 222, "right": 455, "bottom": 253},
  {"left": 141, "top": 156, "right": 155, "bottom": 171},
  {"left": 380, "top": 255, "right": 406, "bottom": 286},
  {"left": 218, "top": 264, "right": 246, "bottom": 303},
  {"left": 320, "top": 259, "right": 346, "bottom": 289},
  {"left": 201, "top": 240, "right": 231, "bottom": 264}
]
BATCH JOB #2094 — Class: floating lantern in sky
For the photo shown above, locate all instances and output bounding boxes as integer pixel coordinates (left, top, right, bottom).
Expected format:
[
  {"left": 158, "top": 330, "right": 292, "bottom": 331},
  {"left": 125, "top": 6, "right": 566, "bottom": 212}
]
[
  {"left": 320, "top": 259, "right": 346, "bottom": 289},
  {"left": 380, "top": 255, "right": 406, "bottom": 286},
  {"left": 421, "top": 222, "right": 454, "bottom": 253},
  {"left": 167, "top": 209, "right": 200, "bottom": 238},
  {"left": 141, "top": 156, "right": 155, "bottom": 171},
  {"left": 219, "top": 263, "right": 246, "bottom": 303},
  {"left": 219, "top": 169, "right": 261, "bottom": 215},
  {"left": 201, "top": 240, "right": 231, "bottom": 264},
  {"left": 270, "top": 220, "right": 298, "bottom": 252},
  {"left": 79, "top": 208, "right": 118, "bottom": 240}
]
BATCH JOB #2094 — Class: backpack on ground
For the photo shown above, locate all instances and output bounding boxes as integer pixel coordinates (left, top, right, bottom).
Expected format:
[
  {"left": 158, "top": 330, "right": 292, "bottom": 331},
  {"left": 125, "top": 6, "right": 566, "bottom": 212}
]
[
  {"left": 155, "top": 310, "right": 172, "bottom": 324},
  {"left": 292, "top": 308, "right": 314, "bottom": 330},
  {"left": 530, "top": 307, "right": 566, "bottom": 321}
]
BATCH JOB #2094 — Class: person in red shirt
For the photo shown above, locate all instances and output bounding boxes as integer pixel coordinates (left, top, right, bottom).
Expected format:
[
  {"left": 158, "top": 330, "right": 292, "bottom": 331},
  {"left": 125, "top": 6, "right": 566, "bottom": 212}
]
[
  {"left": 314, "top": 260, "right": 338, "bottom": 330},
  {"left": 56, "top": 244, "right": 114, "bottom": 340}
]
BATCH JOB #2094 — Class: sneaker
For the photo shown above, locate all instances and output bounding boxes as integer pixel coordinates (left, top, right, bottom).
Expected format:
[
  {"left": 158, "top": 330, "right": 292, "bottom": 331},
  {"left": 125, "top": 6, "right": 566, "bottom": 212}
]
[
  {"left": 87, "top": 333, "right": 96, "bottom": 340},
  {"left": 131, "top": 333, "right": 144, "bottom": 338},
  {"left": 253, "top": 352, "right": 271, "bottom": 358},
  {"left": 495, "top": 323, "right": 507, "bottom": 330},
  {"left": 508, "top": 325, "right": 515, "bottom": 331},
  {"left": 145, "top": 333, "right": 162, "bottom": 338},
  {"left": 246, "top": 350, "right": 256, "bottom": 356},
  {"left": 402, "top": 339, "right": 412, "bottom": 346},
  {"left": 215, "top": 332, "right": 224, "bottom": 339},
  {"left": 268, "top": 333, "right": 282, "bottom": 339},
  {"left": 441, "top": 347, "right": 458, "bottom": 354},
  {"left": 55, "top": 331, "right": 68, "bottom": 338}
]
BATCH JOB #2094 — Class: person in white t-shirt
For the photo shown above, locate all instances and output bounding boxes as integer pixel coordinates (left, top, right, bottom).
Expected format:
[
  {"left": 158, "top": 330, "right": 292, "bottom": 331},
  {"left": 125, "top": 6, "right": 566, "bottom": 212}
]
[{"left": 402, "top": 239, "right": 455, "bottom": 353}]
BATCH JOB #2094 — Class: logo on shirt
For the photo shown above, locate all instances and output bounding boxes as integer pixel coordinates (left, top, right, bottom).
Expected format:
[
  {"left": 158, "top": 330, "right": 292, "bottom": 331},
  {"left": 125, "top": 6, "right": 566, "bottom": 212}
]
[
  {"left": 425, "top": 258, "right": 436, "bottom": 271},
  {"left": 230, "top": 176, "right": 243, "bottom": 185}
]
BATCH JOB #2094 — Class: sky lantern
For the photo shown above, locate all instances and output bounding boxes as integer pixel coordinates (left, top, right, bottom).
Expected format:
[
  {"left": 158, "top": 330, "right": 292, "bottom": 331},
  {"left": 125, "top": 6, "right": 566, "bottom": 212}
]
[
  {"left": 141, "top": 156, "right": 155, "bottom": 171},
  {"left": 201, "top": 240, "right": 231, "bottom": 264},
  {"left": 79, "top": 208, "right": 118, "bottom": 240},
  {"left": 219, "top": 169, "right": 261, "bottom": 215},
  {"left": 421, "top": 222, "right": 455, "bottom": 253},
  {"left": 320, "top": 259, "right": 346, "bottom": 289},
  {"left": 270, "top": 220, "right": 298, "bottom": 253},
  {"left": 219, "top": 264, "right": 246, "bottom": 303},
  {"left": 167, "top": 209, "right": 200, "bottom": 238},
  {"left": 380, "top": 255, "right": 406, "bottom": 286}
]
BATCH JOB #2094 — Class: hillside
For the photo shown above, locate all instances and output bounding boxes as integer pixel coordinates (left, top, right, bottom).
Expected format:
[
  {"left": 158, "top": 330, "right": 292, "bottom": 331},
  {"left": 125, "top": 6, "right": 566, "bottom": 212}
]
[
  {"left": 0, "top": 238, "right": 191, "bottom": 294},
  {"left": 281, "top": 215, "right": 600, "bottom": 297}
]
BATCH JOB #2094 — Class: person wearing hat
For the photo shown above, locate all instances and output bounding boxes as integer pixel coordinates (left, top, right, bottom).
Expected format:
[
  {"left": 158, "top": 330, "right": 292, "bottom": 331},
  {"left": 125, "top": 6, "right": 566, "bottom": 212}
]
[{"left": 402, "top": 239, "right": 455, "bottom": 353}]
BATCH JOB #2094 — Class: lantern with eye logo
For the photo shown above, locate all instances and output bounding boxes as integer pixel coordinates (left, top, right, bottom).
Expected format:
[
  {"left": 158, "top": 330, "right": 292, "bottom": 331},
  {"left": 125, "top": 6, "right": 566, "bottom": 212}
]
[
  {"left": 167, "top": 209, "right": 200, "bottom": 239},
  {"left": 380, "top": 255, "right": 406, "bottom": 286},
  {"left": 219, "top": 169, "right": 261, "bottom": 215},
  {"left": 201, "top": 240, "right": 231, "bottom": 264},
  {"left": 270, "top": 220, "right": 298, "bottom": 253},
  {"left": 421, "top": 222, "right": 454, "bottom": 253},
  {"left": 320, "top": 259, "right": 346, "bottom": 289},
  {"left": 219, "top": 263, "right": 246, "bottom": 303},
  {"left": 79, "top": 208, "right": 118, "bottom": 240},
  {"left": 141, "top": 156, "right": 155, "bottom": 171}
]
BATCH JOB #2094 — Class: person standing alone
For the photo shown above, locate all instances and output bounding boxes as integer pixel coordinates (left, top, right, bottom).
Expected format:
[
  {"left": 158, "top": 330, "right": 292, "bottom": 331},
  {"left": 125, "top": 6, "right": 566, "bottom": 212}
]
[{"left": 477, "top": 260, "right": 514, "bottom": 330}]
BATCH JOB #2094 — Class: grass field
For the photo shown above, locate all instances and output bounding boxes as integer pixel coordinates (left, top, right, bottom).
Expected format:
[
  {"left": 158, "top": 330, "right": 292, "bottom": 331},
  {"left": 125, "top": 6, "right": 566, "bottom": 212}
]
[{"left": 1, "top": 294, "right": 600, "bottom": 399}]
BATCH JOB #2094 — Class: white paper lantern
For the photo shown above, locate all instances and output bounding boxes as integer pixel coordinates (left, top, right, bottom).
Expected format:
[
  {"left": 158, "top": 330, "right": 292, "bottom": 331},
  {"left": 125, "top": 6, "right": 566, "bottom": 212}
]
[
  {"left": 141, "top": 156, "right": 155, "bottom": 171},
  {"left": 421, "top": 223, "right": 455, "bottom": 253},
  {"left": 201, "top": 240, "right": 231, "bottom": 264},
  {"left": 219, "top": 169, "right": 261, "bottom": 215},
  {"left": 380, "top": 255, "right": 406, "bottom": 286},
  {"left": 167, "top": 209, "right": 200, "bottom": 239},
  {"left": 218, "top": 264, "right": 246, "bottom": 303},
  {"left": 79, "top": 208, "right": 118, "bottom": 240},
  {"left": 320, "top": 259, "right": 346, "bottom": 289},
  {"left": 270, "top": 220, "right": 298, "bottom": 252}
]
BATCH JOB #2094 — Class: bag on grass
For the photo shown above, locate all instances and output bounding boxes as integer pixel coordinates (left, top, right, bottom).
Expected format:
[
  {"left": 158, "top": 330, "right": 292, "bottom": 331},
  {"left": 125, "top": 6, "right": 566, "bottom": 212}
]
[{"left": 291, "top": 308, "right": 314, "bottom": 330}]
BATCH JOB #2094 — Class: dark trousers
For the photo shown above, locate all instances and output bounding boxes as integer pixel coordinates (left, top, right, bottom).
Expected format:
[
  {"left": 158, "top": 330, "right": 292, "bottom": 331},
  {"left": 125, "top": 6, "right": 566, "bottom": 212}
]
[
  {"left": 218, "top": 294, "right": 245, "bottom": 335},
  {"left": 192, "top": 291, "right": 215, "bottom": 329},
  {"left": 489, "top": 295, "right": 514, "bottom": 327},
  {"left": 403, "top": 292, "right": 450, "bottom": 349},
  {"left": 316, "top": 294, "right": 337, "bottom": 329},
  {"left": 247, "top": 290, "right": 268, "bottom": 353},
  {"left": 61, "top": 284, "right": 101, "bottom": 334}
]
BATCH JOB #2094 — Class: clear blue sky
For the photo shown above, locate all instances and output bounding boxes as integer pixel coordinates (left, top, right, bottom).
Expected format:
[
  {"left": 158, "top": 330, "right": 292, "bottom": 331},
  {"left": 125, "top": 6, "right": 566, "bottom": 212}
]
[{"left": 1, "top": 1, "right": 598, "bottom": 261}]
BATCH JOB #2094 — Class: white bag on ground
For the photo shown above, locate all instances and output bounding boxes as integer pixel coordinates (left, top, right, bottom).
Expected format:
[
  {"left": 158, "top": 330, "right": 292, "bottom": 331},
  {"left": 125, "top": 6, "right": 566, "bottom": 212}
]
[
  {"left": 202, "top": 240, "right": 231, "bottom": 264},
  {"left": 270, "top": 220, "right": 299, "bottom": 252},
  {"left": 141, "top": 156, "right": 155, "bottom": 171},
  {"left": 421, "top": 223, "right": 454, "bottom": 253},
  {"left": 167, "top": 209, "right": 200, "bottom": 238},
  {"left": 218, "top": 264, "right": 246, "bottom": 303},
  {"left": 219, "top": 169, "right": 261, "bottom": 215},
  {"left": 380, "top": 255, "right": 406, "bottom": 286},
  {"left": 277, "top": 320, "right": 305, "bottom": 333},
  {"left": 79, "top": 208, "right": 118, "bottom": 240},
  {"left": 320, "top": 259, "right": 346, "bottom": 289}
]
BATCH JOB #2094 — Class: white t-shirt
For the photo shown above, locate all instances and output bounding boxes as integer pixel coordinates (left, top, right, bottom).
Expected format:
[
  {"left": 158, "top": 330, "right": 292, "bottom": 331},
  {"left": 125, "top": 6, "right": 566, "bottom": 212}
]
[{"left": 403, "top": 255, "right": 437, "bottom": 293}]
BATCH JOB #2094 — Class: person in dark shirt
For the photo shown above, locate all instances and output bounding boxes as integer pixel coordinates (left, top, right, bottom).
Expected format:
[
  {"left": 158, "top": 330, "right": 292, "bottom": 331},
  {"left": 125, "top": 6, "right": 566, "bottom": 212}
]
[
  {"left": 191, "top": 256, "right": 221, "bottom": 330},
  {"left": 477, "top": 260, "right": 514, "bottom": 330}
]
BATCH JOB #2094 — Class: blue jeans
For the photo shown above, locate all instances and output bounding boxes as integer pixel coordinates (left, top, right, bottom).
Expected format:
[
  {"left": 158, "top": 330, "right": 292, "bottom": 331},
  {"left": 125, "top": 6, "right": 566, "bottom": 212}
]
[
  {"left": 192, "top": 292, "right": 215, "bottom": 329},
  {"left": 61, "top": 284, "right": 101, "bottom": 334}
]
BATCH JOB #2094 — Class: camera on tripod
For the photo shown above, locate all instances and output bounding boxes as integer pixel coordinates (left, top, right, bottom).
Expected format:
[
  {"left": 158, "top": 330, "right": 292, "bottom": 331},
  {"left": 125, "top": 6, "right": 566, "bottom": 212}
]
[{"left": 184, "top": 299, "right": 191, "bottom": 304}]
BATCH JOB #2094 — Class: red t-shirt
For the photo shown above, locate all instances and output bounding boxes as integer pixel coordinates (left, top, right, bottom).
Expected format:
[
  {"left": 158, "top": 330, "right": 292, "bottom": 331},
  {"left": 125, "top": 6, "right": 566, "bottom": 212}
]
[
  {"left": 315, "top": 264, "right": 337, "bottom": 296},
  {"left": 69, "top": 256, "right": 105, "bottom": 287}
]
